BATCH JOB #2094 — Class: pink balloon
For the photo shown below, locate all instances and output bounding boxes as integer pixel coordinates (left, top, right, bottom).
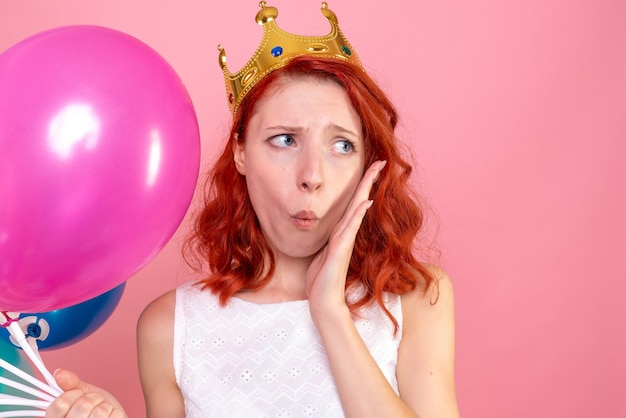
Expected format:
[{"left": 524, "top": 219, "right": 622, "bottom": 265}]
[{"left": 0, "top": 26, "right": 200, "bottom": 312}]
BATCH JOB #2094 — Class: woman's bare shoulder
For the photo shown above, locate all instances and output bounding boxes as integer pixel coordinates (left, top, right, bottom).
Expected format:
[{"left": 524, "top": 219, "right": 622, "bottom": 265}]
[
  {"left": 137, "top": 288, "right": 177, "bottom": 341},
  {"left": 401, "top": 263, "right": 454, "bottom": 311}
]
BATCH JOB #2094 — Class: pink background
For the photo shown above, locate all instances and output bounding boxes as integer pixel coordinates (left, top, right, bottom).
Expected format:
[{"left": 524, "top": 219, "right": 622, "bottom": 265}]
[{"left": 1, "top": 0, "right": 624, "bottom": 416}]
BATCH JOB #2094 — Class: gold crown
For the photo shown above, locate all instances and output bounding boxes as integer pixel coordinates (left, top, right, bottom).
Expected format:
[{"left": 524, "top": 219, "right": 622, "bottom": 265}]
[{"left": 218, "top": 1, "right": 363, "bottom": 115}]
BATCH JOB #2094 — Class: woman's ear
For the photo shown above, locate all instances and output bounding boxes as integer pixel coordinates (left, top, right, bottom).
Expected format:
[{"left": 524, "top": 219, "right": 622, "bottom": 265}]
[{"left": 232, "top": 134, "right": 246, "bottom": 175}]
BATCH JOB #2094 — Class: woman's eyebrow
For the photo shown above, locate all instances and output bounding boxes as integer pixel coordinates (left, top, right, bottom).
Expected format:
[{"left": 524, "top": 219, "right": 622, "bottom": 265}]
[
  {"left": 263, "top": 123, "right": 361, "bottom": 139},
  {"left": 324, "top": 123, "right": 361, "bottom": 139},
  {"left": 263, "top": 124, "right": 303, "bottom": 133}
]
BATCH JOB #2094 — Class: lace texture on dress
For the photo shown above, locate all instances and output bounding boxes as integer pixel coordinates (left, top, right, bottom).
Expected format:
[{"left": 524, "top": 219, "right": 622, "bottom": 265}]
[{"left": 173, "top": 281, "right": 403, "bottom": 417}]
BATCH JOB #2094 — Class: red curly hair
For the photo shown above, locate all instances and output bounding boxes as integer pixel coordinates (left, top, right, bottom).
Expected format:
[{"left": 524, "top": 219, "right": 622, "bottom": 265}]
[{"left": 185, "top": 56, "right": 436, "bottom": 329}]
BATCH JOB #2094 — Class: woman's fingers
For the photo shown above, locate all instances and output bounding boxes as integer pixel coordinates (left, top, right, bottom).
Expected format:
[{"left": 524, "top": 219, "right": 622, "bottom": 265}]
[
  {"left": 68, "top": 393, "right": 114, "bottom": 418},
  {"left": 52, "top": 369, "right": 81, "bottom": 392},
  {"left": 331, "top": 160, "right": 386, "bottom": 241},
  {"left": 46, "top": 369, "right": 127, "bottom": 418},
  {"left": 47, "top": 390, "right": 120, "bottom": 418}
]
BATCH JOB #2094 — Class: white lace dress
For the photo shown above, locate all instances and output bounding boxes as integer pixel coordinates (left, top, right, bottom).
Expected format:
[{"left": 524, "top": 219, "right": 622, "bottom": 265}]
[{"left": 173, "top": 281, "right": 403, "bottom": 417}]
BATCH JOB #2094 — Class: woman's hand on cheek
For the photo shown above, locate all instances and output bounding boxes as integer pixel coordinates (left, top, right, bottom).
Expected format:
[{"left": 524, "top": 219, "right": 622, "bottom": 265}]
[
  {"left": 306, "top": 160, "right": 386, "bottom": 320},
  {"left": 46, "top": 369, "right": 128, "bottom": 418}
]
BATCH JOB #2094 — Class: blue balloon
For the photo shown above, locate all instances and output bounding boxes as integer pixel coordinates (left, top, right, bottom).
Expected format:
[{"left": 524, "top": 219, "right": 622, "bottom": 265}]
[{"left": 0, "top": 283, "right": 125, "bottom": 351}]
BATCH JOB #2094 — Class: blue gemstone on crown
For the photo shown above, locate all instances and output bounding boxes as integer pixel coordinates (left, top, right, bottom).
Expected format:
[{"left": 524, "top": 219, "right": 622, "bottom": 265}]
[
  {"left": 341, "top": 45, "right": 351, "bottom": 56},
  {"left": 271, "top": 46, "right": 284, "bottom": 57}
]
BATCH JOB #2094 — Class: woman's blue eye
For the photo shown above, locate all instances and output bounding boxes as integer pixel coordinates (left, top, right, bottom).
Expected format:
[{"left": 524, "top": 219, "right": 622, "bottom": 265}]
[
  {"left": 270, "top": 134, "right": 295, "bottom": 147},
  {"left": 333, "top": 140, "right": 355, "bottom": 154}
]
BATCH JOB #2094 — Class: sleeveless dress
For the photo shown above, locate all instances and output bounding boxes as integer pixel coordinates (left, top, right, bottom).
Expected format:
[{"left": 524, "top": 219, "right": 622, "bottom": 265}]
[{"left": 173, "top": 281, "right": 403, "bottom": 417}]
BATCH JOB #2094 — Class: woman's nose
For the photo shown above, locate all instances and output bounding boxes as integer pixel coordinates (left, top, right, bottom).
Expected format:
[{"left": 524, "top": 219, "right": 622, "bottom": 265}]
[{"left": 297, "top": 147, "right": 323, "bottom": 192}]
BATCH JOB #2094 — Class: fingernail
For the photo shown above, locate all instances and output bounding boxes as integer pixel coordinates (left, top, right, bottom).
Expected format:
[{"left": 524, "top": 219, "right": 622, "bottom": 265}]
[{"left": 373, "top": 161, "right": 386, "bottom": 182}]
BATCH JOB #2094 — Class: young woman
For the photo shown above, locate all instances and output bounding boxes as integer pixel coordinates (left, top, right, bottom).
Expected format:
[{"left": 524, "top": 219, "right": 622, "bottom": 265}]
[{"left": 46, "top": 4, "right": 458, "bottom": 418}]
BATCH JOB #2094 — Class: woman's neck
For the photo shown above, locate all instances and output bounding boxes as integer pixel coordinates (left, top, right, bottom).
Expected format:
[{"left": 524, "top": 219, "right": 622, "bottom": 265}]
[{"left": 237, "top": 251, "right": 314, "bottom": 304}]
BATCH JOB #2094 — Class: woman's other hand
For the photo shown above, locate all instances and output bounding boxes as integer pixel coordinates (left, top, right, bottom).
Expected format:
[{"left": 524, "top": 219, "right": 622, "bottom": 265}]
[{"left": 46, "top": 369, "right": 128, "bottom": 418}]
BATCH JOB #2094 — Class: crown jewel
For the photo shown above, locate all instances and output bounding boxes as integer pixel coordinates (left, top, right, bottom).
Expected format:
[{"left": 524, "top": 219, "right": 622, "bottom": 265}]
[{"left": 218, "top": 1, "right": 363, "bottom": 115}]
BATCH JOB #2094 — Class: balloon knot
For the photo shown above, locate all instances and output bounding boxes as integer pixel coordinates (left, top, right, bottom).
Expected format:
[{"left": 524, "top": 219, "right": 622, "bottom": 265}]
[{"left": 0, "top": 311, "right": 20, "bottom": 328}]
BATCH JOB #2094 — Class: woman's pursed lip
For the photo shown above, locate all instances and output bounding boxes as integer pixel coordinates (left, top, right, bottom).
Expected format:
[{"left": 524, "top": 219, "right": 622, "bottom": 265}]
[{"left": 291, "top": 210, "right": 318, "bottom": 220}]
